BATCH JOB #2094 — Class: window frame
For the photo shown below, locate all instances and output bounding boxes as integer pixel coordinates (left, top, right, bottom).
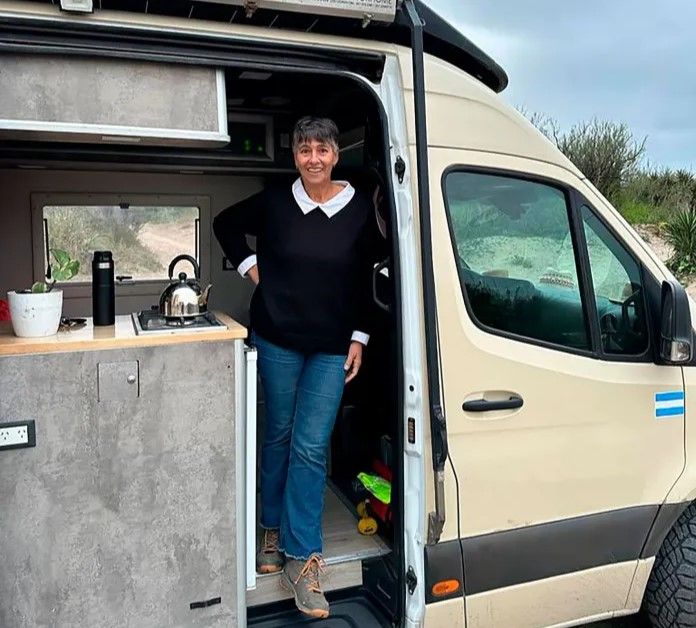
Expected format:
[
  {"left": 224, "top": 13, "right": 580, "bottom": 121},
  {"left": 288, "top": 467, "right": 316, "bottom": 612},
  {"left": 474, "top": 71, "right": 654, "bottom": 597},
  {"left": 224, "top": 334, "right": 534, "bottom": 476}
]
[
  {"left": 31, "top": 192, "right": 211, "bottom": 302},
  {"left": 441, "top": 166, "right": 654, "bottom": 362}
]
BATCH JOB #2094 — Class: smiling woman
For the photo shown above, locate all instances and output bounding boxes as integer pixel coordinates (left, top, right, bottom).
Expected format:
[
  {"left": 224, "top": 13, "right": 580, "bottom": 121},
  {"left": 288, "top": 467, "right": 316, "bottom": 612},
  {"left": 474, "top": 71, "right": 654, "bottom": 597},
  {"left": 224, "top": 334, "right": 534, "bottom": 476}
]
[{"left": 213, "top": 115, "right": 385, "bottom": 618}]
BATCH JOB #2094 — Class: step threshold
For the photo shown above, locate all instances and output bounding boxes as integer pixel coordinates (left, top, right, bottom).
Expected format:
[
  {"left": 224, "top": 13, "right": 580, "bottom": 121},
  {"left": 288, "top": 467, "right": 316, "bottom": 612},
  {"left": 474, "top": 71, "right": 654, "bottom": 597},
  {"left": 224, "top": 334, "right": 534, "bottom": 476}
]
[{"left": 247, "top": 488, "right": 390, "bottom": 608}]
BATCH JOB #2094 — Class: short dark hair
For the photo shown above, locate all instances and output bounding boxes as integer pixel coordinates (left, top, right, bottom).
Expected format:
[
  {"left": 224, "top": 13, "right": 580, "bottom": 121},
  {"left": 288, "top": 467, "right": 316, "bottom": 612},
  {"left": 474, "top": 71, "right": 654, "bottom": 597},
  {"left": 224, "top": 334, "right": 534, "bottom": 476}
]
[{"left": 292, "top": 116, "right": 339, "bottom": 153}]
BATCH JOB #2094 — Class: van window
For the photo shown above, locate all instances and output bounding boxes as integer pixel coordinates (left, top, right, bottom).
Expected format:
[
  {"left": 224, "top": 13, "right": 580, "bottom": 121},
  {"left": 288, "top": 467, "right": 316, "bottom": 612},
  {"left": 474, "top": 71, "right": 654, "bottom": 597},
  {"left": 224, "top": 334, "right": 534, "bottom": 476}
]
[
  {"left": 41, "top": 204, "right": 200, "bottom": 283},
  {"left": 581, "top": 205, "right": 649, "bottom": 355},
  {"left": 444, "top": 171, "right": 589, "bottom": 351}
]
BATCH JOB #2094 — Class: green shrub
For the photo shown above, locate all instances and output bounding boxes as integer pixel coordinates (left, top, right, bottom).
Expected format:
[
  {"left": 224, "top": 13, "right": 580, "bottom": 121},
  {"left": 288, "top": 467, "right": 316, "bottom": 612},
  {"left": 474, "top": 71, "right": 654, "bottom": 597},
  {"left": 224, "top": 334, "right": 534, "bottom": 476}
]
[
  {"left": 523, "top": 112, "right": 646, "bottom": 202},
  {"left": 665, "top": 209, "right": 696, "bottom": 278},
  {"left": 613, "top": 197, "right": 663, "bottom": 225}
]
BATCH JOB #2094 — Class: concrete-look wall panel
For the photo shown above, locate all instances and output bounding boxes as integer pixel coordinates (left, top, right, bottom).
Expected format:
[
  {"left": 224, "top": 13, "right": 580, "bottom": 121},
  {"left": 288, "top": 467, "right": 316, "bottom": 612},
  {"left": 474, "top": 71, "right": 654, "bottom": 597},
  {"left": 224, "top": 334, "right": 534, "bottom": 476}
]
[
  {"left": 0, "top": 340, "right": 238, "bottom": 627},
  {"left": 0, "top": 55, "right": 222, "bottom": 132}
]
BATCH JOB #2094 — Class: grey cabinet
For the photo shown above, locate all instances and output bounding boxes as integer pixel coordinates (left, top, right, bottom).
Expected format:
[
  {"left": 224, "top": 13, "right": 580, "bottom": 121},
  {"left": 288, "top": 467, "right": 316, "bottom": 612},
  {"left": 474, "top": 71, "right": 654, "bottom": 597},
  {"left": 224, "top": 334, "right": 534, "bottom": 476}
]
[
  {"left": 0, "top": 54, "right": 230, "bottom": 147},
  {"left": 0, "top": 341, "right": 240, "bottom": 627}
]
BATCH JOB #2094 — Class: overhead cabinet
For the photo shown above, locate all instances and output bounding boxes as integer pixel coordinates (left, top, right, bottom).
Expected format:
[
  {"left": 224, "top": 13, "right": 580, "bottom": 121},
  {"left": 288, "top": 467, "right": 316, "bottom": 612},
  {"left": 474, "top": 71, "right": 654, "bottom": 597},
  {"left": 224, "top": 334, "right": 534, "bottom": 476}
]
[{"left": 0, "top": 54, "right": 230, "bottom": 147}]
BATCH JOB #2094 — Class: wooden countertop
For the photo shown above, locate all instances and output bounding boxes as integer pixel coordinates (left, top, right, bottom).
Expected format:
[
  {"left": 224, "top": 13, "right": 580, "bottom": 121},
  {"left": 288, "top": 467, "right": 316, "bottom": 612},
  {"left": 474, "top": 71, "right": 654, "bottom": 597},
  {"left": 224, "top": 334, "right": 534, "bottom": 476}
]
[{"left": 0, "top": 312, "right": 247, "bottom": 357}]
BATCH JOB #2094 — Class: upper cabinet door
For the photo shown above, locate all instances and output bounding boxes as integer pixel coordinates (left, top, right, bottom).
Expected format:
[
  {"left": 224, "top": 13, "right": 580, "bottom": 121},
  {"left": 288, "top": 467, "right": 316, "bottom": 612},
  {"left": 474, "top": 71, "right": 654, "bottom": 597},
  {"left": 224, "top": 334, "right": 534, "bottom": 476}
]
[{"left": 428, "top": 147, "right": 685, "bottom": 623}]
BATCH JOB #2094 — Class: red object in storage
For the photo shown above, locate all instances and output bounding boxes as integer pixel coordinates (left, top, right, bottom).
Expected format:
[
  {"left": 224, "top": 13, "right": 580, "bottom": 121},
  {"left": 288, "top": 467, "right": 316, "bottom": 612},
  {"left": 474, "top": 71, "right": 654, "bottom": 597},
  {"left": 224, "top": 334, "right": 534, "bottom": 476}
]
[
  {"left": 0, "top": 299, "right": 9, "bottom": 322},
  {"left": 367, "top": 459, "right": 393, "bottom": 523}
]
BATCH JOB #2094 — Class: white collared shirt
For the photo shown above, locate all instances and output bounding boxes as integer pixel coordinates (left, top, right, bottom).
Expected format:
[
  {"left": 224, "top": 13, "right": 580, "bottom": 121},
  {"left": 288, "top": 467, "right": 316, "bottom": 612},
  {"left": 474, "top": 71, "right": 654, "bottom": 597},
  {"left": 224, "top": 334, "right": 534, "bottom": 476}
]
[
  {"left": 237, "top": 179, "right": 369, "bottom": 346},
  {"left": 291, "top": 177, "right": 355, "bottom": 218}
]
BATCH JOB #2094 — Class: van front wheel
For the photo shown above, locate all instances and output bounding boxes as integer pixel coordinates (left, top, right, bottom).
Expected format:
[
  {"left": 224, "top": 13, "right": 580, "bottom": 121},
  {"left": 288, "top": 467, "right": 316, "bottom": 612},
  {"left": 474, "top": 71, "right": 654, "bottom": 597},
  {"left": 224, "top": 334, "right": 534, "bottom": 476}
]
[{"left": 644, "top": 503, "right": 696, "bottom": 627}]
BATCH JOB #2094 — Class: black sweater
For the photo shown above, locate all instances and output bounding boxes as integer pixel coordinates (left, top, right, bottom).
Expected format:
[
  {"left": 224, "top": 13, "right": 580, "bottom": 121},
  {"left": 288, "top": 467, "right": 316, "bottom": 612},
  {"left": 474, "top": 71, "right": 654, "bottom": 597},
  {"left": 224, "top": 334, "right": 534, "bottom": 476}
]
[{"left": 213, "top": 184, "right": 384, "bottom": 354}]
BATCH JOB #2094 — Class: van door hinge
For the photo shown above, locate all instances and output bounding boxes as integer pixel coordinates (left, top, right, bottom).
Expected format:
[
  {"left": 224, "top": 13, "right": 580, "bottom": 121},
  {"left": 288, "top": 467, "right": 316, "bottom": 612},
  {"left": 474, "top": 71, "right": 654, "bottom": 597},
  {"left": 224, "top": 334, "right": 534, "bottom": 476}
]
[
  {"left": 395, "top": 156, "right": 406, "bottom": 184},
  {"left": 406, "top": 566, "right": 418, "bottom": 595}
]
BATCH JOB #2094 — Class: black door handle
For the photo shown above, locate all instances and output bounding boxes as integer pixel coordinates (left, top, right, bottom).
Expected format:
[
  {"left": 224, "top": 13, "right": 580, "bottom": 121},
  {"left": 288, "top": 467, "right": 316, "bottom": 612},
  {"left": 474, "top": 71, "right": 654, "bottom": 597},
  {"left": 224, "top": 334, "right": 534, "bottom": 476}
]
[{"left": 462, "top": 396, "right": 524, "bottom": 412}]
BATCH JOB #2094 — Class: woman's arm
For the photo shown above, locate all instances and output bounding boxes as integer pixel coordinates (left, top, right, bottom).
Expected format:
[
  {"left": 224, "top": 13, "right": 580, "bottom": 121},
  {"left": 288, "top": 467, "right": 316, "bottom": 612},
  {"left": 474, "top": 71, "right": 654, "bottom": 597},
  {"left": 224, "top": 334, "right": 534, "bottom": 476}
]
[{"left": 212, "top": 189, "right": 267, "bottom": 277}]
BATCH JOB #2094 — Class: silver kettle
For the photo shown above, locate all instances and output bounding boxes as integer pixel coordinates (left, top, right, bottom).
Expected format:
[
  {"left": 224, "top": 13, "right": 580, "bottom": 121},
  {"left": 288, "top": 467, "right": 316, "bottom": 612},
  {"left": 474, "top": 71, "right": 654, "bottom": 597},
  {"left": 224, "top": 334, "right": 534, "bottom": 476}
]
[{"left": 159, "top": 254, "right": 212, "bottom": 318}]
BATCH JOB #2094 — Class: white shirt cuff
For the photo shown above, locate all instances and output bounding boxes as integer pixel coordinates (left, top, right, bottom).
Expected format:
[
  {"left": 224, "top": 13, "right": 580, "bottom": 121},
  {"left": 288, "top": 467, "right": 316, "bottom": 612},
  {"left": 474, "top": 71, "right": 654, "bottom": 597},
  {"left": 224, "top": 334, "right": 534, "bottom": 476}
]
[
  {"left": 237, "top": 255, "right": 257, "bottom": 278},
  {"left": 351, "top": 331, "right": 370, "bottom": 345}
]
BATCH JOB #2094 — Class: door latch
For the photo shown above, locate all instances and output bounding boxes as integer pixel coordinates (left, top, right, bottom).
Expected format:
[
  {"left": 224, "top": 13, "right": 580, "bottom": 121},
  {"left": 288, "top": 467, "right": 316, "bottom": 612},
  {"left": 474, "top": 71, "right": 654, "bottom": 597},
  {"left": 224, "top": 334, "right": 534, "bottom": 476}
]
[
  {"left": 406, "top": 565, "right": 418, "bottom": 595},
  {"left": 395, "top": 156, "right": 406, "bottom": 184}
]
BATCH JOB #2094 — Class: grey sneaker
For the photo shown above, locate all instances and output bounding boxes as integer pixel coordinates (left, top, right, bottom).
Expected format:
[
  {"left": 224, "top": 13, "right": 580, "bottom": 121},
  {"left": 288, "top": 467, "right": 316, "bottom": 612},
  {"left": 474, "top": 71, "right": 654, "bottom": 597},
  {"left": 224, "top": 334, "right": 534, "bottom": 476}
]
[
  {"left": 256, "top": 529, "right": 284, "bottom": 574},
  {"left": 280, "top": 555, "right": 329, "bottom": 618}
]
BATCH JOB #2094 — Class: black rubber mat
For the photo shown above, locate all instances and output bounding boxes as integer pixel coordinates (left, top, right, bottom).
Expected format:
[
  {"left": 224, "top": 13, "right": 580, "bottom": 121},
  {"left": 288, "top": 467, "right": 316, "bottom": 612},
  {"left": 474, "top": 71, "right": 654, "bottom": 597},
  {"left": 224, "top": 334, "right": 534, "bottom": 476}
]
[{"left": 248, "top": 589, "right": 392, "bottom": 628}]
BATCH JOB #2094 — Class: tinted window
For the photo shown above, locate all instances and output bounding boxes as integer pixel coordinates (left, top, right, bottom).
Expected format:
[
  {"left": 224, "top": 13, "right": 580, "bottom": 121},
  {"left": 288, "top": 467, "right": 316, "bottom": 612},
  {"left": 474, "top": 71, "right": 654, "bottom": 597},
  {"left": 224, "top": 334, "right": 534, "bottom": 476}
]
[{"left": 445, "top": 171, "right": 589, "bottom": 350}]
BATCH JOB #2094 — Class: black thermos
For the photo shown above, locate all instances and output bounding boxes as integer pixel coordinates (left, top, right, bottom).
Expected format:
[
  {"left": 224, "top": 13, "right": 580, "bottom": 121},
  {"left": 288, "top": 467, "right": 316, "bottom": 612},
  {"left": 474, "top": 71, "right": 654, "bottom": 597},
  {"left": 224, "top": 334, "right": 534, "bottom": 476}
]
[{"left": 92, "top": 250, "right": 115, "bottom": 326}]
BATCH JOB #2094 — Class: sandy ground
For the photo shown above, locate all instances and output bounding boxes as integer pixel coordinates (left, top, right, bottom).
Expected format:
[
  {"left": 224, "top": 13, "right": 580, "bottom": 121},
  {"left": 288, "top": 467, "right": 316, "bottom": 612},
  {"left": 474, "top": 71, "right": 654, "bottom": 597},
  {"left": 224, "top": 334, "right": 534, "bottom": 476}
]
[{"left": 634, "top": 224, "right": 696, "bottom": 299}]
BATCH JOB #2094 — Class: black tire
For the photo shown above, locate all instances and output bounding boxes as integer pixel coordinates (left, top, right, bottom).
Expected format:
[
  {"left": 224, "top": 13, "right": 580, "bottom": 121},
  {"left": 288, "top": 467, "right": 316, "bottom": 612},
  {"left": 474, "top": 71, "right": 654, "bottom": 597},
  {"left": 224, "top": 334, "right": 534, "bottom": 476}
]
[{"left": 645, "top": 503, "right": 696, "bottom": 627}]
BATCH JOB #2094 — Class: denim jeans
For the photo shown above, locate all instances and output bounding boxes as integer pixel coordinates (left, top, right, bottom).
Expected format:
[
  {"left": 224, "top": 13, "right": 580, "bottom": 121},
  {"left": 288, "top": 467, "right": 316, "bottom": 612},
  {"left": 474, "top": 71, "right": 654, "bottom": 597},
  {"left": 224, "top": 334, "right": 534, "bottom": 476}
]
[{"left": 253, "top": 333, "right": 346, "bottom": 560}]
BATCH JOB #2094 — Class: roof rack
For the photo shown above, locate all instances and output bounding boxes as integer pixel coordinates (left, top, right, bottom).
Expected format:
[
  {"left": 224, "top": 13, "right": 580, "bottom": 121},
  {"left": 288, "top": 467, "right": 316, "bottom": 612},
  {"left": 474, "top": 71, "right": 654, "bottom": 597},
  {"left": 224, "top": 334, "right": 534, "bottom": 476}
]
[{"left": 24, "top": 0, "right": 508, "bottom": 92}]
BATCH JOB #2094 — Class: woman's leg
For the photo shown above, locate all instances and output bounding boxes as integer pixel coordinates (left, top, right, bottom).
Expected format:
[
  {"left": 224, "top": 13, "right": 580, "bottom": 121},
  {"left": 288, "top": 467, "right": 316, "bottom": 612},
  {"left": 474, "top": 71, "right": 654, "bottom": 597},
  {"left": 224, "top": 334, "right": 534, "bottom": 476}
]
[
  {"left": 254, "top": 334, "right": 305, "bottom": 530},
  {"left": 280, "top": 351, "right": 346, "bottom": 560}
]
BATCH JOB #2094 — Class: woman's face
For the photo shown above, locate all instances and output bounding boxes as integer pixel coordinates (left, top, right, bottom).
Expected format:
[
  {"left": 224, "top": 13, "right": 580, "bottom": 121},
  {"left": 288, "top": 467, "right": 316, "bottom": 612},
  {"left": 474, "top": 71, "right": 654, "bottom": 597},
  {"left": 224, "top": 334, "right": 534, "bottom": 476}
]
[{"left": 294, "top": 138, "right": 339, "bottom": 186}]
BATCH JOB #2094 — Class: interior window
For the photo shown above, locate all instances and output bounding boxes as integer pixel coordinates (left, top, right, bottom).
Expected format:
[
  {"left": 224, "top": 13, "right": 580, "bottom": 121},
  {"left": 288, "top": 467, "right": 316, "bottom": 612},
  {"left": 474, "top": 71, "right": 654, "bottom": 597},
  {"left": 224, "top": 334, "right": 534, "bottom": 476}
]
[
  {"left": 581, "top": 205, "right": 649, "bottom": 355},
  {"left": 42, "top": 204, "right": 200, "bottom": 283},
  {"left": 444, "top": 171, "right": 589, "bottom": 350}
]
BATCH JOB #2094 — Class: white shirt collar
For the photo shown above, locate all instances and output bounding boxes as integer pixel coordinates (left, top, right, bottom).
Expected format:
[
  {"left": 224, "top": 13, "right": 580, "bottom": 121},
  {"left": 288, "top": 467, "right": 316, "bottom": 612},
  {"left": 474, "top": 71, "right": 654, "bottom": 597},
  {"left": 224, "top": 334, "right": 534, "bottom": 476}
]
[{"left": 292, "top": 177, "right": 355, "bottom": 218}]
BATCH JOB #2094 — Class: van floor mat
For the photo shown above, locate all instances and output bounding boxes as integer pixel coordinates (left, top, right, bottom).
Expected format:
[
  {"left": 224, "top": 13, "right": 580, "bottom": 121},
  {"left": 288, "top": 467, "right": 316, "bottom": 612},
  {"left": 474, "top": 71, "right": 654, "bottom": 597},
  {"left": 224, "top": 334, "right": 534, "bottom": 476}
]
[{"left": 247, "top": 589, "right": 392, "bottom": 628}]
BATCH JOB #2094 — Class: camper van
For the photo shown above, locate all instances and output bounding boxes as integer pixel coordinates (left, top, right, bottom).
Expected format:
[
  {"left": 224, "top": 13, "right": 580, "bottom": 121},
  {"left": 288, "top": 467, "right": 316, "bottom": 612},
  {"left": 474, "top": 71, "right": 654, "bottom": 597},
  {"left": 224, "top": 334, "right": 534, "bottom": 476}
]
[{"left": 1, "top": 1, "right": 695, "bottom": 626}]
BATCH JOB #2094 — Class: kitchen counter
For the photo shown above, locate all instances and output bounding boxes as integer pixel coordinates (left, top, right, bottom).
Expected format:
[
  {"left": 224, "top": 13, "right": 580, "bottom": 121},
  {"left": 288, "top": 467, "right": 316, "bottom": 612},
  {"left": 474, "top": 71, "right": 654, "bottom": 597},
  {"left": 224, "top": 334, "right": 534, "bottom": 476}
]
[{"left": 0, "top": 311, "right": 247, "bottom": 356}]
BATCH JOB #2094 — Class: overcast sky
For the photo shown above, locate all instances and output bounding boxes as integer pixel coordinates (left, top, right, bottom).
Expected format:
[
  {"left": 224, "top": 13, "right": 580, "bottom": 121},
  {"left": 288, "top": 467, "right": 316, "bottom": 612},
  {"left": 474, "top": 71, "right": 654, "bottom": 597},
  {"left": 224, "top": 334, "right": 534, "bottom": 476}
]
[{"left": 428, "top": 1, "right": 696, "bottom": 171}]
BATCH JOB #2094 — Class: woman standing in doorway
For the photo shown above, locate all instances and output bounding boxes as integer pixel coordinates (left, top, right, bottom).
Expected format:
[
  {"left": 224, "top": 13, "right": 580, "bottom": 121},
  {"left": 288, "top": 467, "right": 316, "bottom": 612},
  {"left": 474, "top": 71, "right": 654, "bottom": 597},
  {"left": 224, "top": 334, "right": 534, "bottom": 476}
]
[{"left": 213, "top": 116, "right": 383, "bottom": 619}]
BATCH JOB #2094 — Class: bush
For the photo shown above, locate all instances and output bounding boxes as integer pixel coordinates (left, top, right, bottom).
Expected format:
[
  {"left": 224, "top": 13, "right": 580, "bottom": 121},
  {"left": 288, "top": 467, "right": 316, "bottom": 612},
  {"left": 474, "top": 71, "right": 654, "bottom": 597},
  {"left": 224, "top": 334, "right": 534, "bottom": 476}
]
[
  {"left": 558, "top": 120, "right": 646, "bottom": 201},
  {"left": 524, "top": 113, "right": 646, "bottom": 201},
  {"left": 665, "top": 209, "right": 696, "bottom": 278}
]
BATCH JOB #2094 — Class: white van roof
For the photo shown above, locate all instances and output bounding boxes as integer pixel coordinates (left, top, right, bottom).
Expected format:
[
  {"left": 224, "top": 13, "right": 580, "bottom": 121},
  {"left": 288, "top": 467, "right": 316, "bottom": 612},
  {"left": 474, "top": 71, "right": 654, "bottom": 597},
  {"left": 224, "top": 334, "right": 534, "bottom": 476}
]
[{"left": 21, "top": 0, "right": 508, "bottom": 92}]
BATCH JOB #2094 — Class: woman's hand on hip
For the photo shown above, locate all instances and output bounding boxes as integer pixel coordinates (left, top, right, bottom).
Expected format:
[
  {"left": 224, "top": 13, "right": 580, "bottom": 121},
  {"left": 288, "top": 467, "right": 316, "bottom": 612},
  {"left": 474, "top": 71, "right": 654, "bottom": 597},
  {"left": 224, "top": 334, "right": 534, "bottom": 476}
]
[
  {"left": 247, "top": 265, "right": 260, "bottom": 285},
  {"left": 344, "top": 341, "right": 363, "bottom": 383}
]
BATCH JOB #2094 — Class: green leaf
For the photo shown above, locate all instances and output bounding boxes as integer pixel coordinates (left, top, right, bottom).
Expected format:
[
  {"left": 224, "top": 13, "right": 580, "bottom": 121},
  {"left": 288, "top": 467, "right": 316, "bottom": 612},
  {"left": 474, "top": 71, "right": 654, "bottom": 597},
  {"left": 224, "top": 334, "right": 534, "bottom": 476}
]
[
  {"left": 66, "top": 259, "right": 80, "bottom": 278},
  {"left": 51, "top": 248, "right": 70, "bottom": 267},
  {"left": 31, "top": 282, "right": 47, "bottom": 293}
]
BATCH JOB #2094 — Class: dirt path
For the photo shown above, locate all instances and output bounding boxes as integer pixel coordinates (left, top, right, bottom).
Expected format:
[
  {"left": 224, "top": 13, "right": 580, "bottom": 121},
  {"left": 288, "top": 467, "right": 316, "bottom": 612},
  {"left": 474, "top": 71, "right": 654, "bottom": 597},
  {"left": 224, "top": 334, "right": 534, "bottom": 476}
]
[{"left": 138, "top": 221, "right": 196, "bottom": 275}]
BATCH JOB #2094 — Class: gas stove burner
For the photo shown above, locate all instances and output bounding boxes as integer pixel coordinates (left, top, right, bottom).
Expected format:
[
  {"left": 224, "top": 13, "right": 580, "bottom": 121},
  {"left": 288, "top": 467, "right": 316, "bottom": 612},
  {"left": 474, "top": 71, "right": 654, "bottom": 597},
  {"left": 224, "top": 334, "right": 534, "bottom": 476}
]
[
  {"left": 165, "top": 316, "right": 199, "bottom": 327},
  {"left": 132, "top": 309, "right": 227, "bottom": 335}
]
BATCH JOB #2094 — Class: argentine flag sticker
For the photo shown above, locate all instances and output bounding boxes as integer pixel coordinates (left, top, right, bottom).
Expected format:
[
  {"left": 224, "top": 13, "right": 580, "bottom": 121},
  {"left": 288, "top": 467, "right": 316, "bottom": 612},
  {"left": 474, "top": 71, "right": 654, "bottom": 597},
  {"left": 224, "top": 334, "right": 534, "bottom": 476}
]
[{"left": 655, "top": 391, "right": 685, "bottom": 418}]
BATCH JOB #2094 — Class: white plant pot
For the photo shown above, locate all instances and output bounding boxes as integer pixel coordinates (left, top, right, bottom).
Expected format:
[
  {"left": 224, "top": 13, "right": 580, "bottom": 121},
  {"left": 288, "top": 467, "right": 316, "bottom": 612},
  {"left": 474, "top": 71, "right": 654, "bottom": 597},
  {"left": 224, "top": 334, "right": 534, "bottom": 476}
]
[{"left": 7, "top": 290, "right": 63, "bottom": 338}]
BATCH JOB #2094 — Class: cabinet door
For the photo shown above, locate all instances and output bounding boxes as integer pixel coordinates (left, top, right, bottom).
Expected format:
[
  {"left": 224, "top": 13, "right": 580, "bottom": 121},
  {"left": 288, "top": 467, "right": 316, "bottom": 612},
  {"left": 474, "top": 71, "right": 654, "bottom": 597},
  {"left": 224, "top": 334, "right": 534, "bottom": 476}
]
[{"left": 428, "top": 149, "right": 685, "bottom": 627}]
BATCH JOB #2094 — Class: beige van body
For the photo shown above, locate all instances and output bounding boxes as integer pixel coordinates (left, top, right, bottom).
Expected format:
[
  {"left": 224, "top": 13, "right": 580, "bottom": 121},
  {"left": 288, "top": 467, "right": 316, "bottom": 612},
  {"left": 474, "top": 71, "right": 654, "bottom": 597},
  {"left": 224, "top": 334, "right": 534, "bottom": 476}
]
[{"left": 0, "top": 2, "right": 694, "bottom": 627}]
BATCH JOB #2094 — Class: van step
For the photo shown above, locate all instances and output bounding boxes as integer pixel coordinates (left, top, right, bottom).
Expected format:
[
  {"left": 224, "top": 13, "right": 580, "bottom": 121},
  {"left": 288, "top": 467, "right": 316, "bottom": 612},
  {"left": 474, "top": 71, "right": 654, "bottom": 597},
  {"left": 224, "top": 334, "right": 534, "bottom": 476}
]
[
  {"left": 247, "top": 560, "right": 362, "bottom": 607},
  {"left": 248, "top": 488, "right": 390, "bottom": 607},
  {"left": 247, "top": 588, "right": 392, "bottom": 627}
]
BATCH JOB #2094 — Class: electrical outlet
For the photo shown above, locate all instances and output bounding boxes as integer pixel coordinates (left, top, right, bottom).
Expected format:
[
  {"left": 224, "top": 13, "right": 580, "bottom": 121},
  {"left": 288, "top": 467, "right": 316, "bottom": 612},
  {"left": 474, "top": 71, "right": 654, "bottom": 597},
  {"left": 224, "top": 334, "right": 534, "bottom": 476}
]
[{"left": 0, "top": 421, "right": 36, "bottom": 451}]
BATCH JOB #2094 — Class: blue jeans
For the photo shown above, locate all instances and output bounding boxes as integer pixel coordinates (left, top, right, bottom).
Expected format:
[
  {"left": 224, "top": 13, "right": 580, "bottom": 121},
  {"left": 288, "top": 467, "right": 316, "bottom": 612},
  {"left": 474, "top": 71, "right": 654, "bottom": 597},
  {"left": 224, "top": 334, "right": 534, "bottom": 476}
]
[{"left": 254, "top": 333, "right": 346, "bottom": 560}]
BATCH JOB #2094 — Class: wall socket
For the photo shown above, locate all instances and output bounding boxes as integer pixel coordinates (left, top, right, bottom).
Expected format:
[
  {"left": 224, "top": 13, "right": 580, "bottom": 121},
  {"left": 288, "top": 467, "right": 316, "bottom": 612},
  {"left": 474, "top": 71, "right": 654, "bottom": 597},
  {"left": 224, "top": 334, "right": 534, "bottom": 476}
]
[{"left": 0, "top": 420, "right": 36, "bottom": 451}]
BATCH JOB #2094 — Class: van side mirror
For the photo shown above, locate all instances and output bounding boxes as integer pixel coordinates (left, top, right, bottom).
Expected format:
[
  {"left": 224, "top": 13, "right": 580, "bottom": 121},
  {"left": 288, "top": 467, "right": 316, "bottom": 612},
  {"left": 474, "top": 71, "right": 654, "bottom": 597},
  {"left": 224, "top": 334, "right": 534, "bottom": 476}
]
[{"left": 660, "top": 279, "right": 692, "bottom": 364}]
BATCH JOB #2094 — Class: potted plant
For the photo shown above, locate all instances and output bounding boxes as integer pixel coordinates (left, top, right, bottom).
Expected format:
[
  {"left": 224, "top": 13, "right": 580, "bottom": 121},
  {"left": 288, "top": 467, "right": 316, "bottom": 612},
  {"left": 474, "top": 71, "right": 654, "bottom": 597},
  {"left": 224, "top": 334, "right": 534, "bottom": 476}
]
[{"left": 7, "top": 249, "right": 80, "bottom": 338}]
